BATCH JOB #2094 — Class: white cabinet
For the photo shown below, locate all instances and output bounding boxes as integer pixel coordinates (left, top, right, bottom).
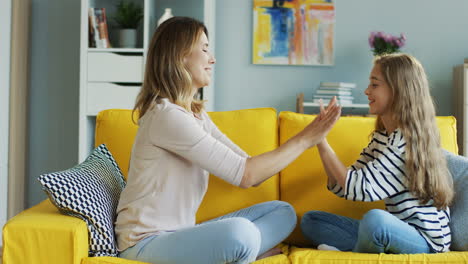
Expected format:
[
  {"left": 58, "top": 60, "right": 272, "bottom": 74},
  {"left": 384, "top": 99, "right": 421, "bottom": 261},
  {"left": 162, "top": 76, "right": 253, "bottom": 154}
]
[
  {"left": 454, "top": 63, "right": 468, "bottom": 156},
  {"left": 86, "top": 83, "right": 141, "bottom": 115},
  {"left": 79, "top": 0, "right": 216, "bottom": 162},
  {"left": 87, "top": 52, "right": 144, "bottom": 82}
]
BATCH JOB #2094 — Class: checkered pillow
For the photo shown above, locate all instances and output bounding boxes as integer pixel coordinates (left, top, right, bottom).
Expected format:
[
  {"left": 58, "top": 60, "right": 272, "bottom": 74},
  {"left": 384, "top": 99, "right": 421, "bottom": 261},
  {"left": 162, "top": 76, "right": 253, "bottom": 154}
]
[{"left": 38, "top": 144, "right": 126, "bottom": 257}]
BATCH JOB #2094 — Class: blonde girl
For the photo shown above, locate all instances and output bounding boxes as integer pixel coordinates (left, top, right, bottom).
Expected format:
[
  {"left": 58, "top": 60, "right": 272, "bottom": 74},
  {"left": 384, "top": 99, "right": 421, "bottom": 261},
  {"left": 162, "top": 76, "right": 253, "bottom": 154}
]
[{"left": 301, "top": 53, "right": 453, "bottom": 254}]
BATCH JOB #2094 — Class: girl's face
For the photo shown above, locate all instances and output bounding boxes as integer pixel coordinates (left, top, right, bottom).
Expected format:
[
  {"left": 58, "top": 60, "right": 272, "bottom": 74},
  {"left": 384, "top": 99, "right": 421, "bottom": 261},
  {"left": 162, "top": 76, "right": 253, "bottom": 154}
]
[
  {"left": 184, "top": 32, "right": 216, "bottom": 92},
  {"left": 365, "top": 64, "right": 393, "bottom": 116}
]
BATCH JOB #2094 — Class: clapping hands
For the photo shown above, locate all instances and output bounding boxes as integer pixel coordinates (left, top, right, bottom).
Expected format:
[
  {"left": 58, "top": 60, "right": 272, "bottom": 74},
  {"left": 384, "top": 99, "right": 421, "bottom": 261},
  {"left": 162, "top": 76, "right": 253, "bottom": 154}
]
[{"left": 300, "top": 96, "right": 341, "bottom": 149}]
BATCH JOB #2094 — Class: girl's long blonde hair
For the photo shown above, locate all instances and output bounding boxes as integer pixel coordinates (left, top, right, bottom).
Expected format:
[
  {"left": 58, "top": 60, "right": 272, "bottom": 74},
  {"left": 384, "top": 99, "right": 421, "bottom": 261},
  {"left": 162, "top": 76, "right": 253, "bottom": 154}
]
[
  {"left": 374, "top": 53, "right": 453, "bottom": 209},
  {"left": 133, "top": 17, "right": 206, "bottom": 121}
]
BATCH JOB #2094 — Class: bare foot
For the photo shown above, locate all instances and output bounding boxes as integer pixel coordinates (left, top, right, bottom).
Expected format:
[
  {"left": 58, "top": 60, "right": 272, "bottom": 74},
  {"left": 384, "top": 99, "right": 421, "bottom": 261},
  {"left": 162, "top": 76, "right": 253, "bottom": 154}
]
[
  {"left": 256, "top": 247, "right": 283, "bottom": 260},
  {"left": 317, "top": 244, "right": 340, "bottom": 251}
]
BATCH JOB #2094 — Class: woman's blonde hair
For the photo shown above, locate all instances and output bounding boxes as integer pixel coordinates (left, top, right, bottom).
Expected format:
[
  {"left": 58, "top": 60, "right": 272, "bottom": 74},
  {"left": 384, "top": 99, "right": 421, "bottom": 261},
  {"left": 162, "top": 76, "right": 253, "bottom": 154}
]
[
  {"left": 133, "top": 17, "right": 207, "bottom": 120},
  {"left": 374, "top": 53, "right": 453, "bottom": 209}
]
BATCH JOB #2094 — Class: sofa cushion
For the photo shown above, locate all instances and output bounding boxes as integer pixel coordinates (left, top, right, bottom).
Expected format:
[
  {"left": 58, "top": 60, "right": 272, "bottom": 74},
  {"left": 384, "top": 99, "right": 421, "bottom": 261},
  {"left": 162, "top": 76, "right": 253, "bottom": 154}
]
[
  {"left": 38, "top": 144, "right": 126, "bottom": 257},
  {"left": 279, "top": 112, "right": 385, "bottom": 246},
  {"left": 444, "top": 150, "right": 468, "bottom": 251},
  {"left": 288, "top": 247, "right": 468, "bottom": 263},
  {"left": 278, "top": 112, "right": 458, "bottom": 246},
  {"left": 95, "top": 108, "right": 280, "bottom": 224},
  {"left": 196, "top": 108, "right": 280, "bottom": 222},
  {"left": 82, "top": 257, "right": 150, "bottom": 264},
  {"left": 95, "top": 110, "right": 139, "bottom": 180}
]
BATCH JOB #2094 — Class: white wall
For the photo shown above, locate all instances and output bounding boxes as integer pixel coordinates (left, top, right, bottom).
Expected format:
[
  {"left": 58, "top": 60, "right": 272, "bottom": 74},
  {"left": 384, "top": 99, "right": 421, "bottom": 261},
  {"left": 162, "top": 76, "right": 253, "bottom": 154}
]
[{"left": 0, "top": 0, "right": 12, "bottom": 247}]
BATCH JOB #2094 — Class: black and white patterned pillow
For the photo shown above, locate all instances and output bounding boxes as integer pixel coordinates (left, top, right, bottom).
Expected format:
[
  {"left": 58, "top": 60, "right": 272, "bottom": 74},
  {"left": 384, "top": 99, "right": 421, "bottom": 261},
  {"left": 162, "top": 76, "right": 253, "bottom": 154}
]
[{"left": 38, "top": 144, "right": 126, "bottom": 257}]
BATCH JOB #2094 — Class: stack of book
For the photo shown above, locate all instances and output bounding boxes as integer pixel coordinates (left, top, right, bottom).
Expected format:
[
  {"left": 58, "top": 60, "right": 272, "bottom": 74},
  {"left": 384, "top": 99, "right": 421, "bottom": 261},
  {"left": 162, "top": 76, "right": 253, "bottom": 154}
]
[{"left": 313, "top": 82, "right": 356, "bottom": 105}]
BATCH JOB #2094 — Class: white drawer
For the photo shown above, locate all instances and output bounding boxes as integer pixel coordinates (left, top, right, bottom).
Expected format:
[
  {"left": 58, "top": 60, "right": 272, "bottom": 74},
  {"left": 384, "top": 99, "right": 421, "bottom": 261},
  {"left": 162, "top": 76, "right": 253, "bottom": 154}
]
[
  {"left": 86, "top": 82, "right": 141, "bottom": 115},
  {"left": 87, "top": 52, "right": 143, "bottom": 82}
]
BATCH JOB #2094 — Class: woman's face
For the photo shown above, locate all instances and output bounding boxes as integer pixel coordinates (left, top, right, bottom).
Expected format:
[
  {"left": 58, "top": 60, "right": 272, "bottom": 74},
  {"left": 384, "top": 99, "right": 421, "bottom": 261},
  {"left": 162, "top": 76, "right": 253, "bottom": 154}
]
[
  {"left": 184, "top": 32, "right": 216, "bottom": 91},
  {"left": 365, "top": 64, "right": 393, "bottom": 116}
]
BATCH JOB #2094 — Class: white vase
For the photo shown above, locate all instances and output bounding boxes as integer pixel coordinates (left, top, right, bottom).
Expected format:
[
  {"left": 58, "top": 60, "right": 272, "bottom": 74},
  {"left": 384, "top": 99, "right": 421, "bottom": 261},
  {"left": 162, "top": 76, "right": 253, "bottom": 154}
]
[
  {"left": 118, "top": 29, "right": 137, "bottom": 48},
  {"left": 157, "top": 8, "right": 173, "bottom": 26}
]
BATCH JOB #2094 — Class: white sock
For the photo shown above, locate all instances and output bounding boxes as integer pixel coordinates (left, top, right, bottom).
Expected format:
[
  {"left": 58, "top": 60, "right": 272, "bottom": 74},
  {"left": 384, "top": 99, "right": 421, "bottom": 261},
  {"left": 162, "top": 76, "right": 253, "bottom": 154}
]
[{"left": 317, "top": 244, "right": 341, "bottom": 251}]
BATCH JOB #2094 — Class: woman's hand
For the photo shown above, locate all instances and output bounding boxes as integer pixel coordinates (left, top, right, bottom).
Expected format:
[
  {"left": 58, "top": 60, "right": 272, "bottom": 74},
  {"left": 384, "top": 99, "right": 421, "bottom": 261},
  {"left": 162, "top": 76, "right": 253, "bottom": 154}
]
[{"left": 298, "top": 97, "right": 341, "bottom": 149}]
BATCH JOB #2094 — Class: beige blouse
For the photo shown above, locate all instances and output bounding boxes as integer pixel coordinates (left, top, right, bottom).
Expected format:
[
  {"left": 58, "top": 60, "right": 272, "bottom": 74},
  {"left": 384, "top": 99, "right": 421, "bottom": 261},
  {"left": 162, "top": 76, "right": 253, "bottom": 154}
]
[{"left": 115, "top": 99, "right": 248, "bottom": 251}]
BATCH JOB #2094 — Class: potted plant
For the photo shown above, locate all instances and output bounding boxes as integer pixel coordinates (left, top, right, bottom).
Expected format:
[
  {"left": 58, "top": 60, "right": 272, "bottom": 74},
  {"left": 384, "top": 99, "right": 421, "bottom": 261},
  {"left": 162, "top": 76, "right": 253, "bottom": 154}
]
[
  {"left": 114, "top": 0, "right": 143, "bottom": 48},
  {"left": 368, "top": 31, "right": 406, "bottom": 56}
]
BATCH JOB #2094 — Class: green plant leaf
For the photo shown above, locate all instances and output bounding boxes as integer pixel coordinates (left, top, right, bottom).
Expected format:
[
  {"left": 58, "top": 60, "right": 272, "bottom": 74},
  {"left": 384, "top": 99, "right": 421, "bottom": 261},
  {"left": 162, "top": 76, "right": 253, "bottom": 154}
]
[{"left": 113, "top": 0, "right": 143, "bottom": 29}]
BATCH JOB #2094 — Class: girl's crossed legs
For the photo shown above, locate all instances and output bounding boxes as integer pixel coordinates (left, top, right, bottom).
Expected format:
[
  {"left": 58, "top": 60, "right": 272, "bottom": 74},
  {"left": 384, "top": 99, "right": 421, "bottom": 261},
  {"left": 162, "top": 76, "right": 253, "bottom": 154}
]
[
  {"left": 120, "top": 200, "right": 296, "bottom": 264},
  {"left": 301, "top": 209, "right": 432, "bottom": 254}
]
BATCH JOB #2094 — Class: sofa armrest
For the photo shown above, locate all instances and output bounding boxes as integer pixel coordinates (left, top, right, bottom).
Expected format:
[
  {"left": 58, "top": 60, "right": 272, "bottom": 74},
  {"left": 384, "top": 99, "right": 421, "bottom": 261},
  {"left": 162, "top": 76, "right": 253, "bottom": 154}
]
[{"left": 2, "top": 199, "right": 89, "bottom": 264}]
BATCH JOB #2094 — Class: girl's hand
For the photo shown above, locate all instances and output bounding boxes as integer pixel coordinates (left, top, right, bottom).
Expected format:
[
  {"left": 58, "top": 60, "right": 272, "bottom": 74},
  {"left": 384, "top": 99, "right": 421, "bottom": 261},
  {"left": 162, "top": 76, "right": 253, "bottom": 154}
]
[
  {"left": 318, "top": 97, "right": 338, "bottom": 119},
  {"left": 316, "top": 97, "right": 339, "bottom": 146},
  {"left": 299, "top": 97, "right": 341, "bottom": 149}
]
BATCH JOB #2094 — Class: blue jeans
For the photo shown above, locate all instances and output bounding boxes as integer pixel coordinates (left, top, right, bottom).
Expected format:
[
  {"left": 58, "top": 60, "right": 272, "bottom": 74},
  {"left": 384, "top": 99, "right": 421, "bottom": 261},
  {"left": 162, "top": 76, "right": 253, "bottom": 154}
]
[
  {"left": 119, "top": 200, "right": 296, "bottom": 264},
  {"left": 300, "top": 209, "right": 433, "bottom": 254}
]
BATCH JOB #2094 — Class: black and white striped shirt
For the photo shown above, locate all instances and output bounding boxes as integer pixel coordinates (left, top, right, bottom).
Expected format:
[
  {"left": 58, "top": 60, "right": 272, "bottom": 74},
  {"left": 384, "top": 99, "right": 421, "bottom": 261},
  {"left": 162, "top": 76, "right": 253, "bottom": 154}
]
[{"left": 328, "top": 129, "right": 451, "bottom": 252}]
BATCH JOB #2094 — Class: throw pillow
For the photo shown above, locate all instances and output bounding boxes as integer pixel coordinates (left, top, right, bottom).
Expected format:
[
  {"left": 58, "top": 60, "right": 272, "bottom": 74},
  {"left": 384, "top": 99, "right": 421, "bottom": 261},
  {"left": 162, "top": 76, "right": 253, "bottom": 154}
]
[
  {"left": 444, "top": 150, "right": 468, "bottom": 251},
  {"left": 38, "top": 144, "right": 126, "bottom": 257}
]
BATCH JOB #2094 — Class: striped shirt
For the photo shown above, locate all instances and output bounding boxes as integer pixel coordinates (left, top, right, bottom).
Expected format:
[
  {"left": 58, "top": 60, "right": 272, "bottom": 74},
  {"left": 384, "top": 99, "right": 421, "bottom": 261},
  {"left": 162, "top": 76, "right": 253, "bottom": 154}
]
[{"left": 328, "top": 128, "right": 451, "bottom": 252}]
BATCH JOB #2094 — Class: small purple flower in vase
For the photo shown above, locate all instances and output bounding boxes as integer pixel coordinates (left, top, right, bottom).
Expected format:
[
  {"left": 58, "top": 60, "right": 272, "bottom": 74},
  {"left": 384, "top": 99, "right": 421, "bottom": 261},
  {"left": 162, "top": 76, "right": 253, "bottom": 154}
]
[{"left": 368, "top": 31, "right": 406, "bottom": 56}]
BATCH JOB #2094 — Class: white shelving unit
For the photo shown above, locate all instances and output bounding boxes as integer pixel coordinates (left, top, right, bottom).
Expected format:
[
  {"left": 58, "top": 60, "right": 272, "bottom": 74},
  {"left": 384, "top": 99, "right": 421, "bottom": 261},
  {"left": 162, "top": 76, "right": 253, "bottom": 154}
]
[{"left": 79, "top": 0, "right": 216, "bottom": 162}]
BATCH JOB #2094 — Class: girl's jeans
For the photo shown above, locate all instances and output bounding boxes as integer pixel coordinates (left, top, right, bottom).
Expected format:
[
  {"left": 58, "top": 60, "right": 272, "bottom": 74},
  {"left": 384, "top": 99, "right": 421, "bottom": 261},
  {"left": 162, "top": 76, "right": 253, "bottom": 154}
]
[
  {"left": 300, "top": 209, "right": 433, "bottom": 254},
  {"left": 119, "top": 200, "right": 296, "bottom": 264}
]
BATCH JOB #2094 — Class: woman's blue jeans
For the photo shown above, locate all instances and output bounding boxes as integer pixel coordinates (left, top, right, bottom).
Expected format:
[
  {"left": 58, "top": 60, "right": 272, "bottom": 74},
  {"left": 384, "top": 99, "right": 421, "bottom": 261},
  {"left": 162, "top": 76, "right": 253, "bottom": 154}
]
[
  {"left": 300, "top": 209, "right": 432, "bottom": 254},
  {"left": 119, "top": 200, "right": 296, "bottom": 264}
]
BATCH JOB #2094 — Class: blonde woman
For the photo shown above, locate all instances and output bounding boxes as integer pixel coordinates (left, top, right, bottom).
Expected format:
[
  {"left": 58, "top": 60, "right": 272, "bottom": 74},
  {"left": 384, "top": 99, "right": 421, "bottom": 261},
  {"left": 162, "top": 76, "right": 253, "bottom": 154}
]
[
  {"left": 301, "top": 53, "right": 454, "bottom": 254},
  {"left": 115, "top": 17, "right": 341, "bottom": 264}
]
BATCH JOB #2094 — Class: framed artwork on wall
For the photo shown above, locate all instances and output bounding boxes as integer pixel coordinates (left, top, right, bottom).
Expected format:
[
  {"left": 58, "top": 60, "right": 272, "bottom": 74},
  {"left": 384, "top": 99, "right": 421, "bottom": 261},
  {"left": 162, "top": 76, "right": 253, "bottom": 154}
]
[{"left": 253, "top": 0, "right": 335, "bottom": 66}]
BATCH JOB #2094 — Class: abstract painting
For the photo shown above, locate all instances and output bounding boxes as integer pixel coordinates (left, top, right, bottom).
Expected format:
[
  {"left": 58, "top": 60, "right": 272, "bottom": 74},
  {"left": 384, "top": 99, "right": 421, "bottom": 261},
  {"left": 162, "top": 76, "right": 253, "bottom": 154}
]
[{"left": 253, "top": 0, "right": 335, "bottom": 66}]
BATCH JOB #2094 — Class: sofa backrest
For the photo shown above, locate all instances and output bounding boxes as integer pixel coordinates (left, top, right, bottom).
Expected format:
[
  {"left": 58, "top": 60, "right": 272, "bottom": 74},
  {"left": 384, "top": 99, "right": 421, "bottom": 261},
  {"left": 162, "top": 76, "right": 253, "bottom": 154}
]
[
  {"left": 278, "top": 111, "right": 458, "bottom": 245},
  {"left": 95, "top": 108, "right": 280, "bottom": 224}
]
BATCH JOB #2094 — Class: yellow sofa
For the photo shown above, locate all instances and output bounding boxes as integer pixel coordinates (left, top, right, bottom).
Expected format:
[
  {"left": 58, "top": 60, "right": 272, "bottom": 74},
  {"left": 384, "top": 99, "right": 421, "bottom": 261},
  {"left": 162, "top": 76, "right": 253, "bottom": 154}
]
[{"left": 3, "top": 108, "right": 467, "bottom": 264}]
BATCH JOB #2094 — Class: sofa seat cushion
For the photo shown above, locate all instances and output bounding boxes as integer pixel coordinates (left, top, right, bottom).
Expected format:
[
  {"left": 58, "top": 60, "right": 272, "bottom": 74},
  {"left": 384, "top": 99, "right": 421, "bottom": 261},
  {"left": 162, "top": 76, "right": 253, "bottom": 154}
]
[
  {"left": 82, "top": 245, "right": 291, "bottom": 264},
  {"left": 288, "top": 247, "right": 468, "bottom": 264},
  {"left": 82, "top": 257, "right": 150, "bottom": 264},
  {"left": 82, "top": 255, "right": 290, "bottom": 264},
  {"left": 278, "top": 112, "right": 458, "bottom": 246}
]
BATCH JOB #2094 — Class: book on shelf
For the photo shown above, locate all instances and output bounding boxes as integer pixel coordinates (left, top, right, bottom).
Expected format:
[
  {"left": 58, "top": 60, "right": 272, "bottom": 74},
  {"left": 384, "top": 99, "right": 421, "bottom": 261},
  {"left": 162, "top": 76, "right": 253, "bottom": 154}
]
[
  {"left": 320, "top": 82, "right": 357, "bottom": 89},
  {"left": 313, "top": 94, "right": 354, "bottom": 105},
  {"left": 313, "top": 99, "right": 354, "bottom": 105},
  {"left": 88, "top": 8, "right": 111, "bottom": 48},
  {"left": 313, "top": 95, "right": 354, "bottom": 100},
  {"left": 315, "top": 89, "right": 352, "bottom": 96}
]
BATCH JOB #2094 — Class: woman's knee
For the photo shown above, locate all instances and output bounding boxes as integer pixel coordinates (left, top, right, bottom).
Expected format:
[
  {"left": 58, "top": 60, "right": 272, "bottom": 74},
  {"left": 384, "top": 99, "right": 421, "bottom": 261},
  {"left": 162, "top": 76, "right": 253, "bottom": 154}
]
[
  {"left": 272, "top": 201, "right": 297, "bottom": 227},
  {"left": 221, "top": 217, "right": 261, "bottom": 252}
]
